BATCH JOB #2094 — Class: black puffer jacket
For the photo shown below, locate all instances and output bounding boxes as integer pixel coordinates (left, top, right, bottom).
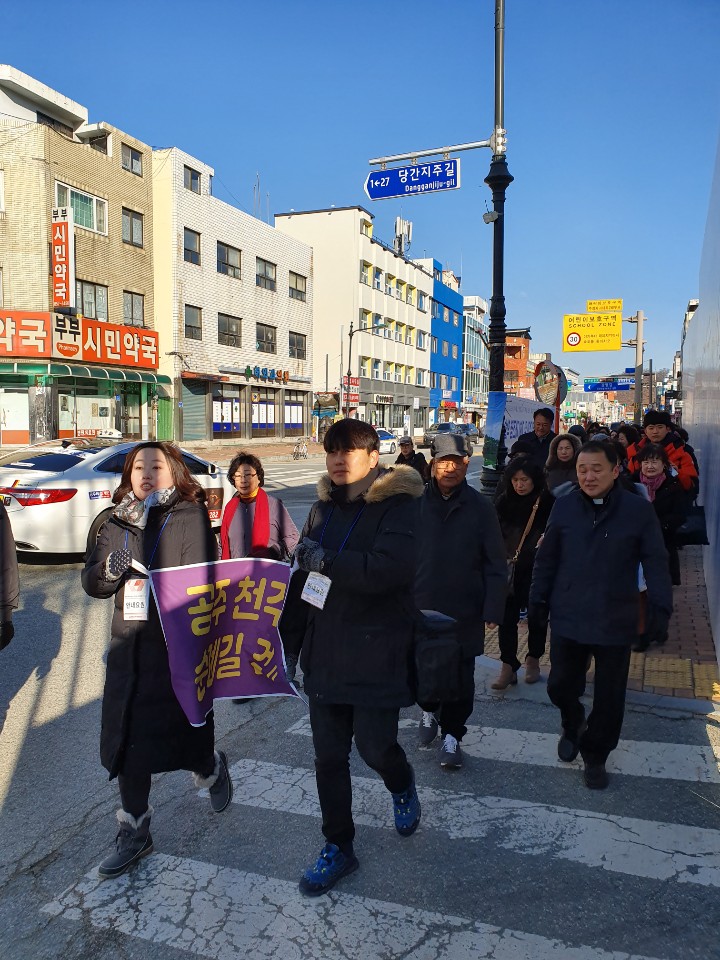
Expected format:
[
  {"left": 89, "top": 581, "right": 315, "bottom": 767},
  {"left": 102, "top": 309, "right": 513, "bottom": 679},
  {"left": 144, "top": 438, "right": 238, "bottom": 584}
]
[
  {"left": 415, "top": 479, "right": 507, "bottom": 655},
  {"left": 495, "top": 486, "right": 555, "bottom": 607},
  {"left": 634, "top": 472, "right": 688, "bottom": 586},
  {"left": 280, "top": 465, "right": 424, "bottom": 708},
  {"left": 82, "top": 495, "right": 217, "bottom": 778},
  {"left": 530, "top": 484, "right": 673, "bottom": 646},
  {"left": 0, "top": 503, "right": 19, "bottom": 624}
]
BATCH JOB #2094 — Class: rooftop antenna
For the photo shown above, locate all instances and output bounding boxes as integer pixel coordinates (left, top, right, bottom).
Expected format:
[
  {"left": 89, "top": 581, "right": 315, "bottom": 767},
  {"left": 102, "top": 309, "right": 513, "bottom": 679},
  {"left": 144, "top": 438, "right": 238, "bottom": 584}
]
[
  {"left": 394, "top": 217, "right": 412, "bottom": 257},
  {"left": 253, "top": 173, "right": 260, "bottom": 218}
]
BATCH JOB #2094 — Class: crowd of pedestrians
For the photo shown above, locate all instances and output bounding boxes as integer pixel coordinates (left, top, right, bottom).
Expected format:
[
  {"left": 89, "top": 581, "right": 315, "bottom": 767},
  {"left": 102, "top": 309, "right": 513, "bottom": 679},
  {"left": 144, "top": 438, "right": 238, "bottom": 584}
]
[{"left": 0, "top": 408, "right": 698, "bottom": 897}]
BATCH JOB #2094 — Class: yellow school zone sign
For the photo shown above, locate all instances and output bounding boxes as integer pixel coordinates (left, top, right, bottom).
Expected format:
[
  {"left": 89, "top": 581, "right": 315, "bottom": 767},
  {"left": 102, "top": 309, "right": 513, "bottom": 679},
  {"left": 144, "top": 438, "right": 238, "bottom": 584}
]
[
  {"left": 563, "top": 312, "right": 623, "bottom": 352},
  {"left": 587, "top": 299, "right": 623, "bottom": 313}
]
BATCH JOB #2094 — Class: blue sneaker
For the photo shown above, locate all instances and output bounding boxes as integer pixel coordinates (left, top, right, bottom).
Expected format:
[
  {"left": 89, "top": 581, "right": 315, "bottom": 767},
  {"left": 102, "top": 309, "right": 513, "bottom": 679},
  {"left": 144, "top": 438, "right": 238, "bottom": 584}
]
[
  {"left": 298, "top": 843, "right": 359, "bottom": 897},
  {"left": 391, "top": 770, "right": 421, "bottom": 837}
]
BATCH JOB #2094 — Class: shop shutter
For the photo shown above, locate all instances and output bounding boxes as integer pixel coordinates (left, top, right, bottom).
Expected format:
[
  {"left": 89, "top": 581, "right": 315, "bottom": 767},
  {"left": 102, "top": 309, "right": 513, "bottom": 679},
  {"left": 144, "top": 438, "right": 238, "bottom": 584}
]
[
  {"left": 157, "top": 396, "right": 173, "bottom": 441},
  {"left": 181, "top": 380, "right": 208, "bottom": 440}
]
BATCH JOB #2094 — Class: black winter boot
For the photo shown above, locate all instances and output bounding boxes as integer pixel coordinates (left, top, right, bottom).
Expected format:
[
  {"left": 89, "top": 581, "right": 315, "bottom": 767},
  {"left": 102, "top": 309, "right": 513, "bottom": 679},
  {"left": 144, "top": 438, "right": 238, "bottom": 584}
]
[{"left": 98, "top": 807, "right": 154, "bottom": 880}]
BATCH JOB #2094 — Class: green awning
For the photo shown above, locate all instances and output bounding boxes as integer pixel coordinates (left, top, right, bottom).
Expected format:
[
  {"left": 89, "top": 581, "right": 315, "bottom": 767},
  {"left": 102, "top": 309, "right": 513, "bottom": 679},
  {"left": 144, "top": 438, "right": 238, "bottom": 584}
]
[{"left": 0, "top": 361, "right": 171, "bottom": 384}]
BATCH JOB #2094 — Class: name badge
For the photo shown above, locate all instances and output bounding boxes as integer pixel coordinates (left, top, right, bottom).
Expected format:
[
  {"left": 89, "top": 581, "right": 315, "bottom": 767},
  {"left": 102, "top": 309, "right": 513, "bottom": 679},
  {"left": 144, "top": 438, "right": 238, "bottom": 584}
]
[
  {"left": 124, "top": 577, "right": 149, "bottom": 621},
  {"left": 301, "top": 571, "right": 332, "bottom": 610}
]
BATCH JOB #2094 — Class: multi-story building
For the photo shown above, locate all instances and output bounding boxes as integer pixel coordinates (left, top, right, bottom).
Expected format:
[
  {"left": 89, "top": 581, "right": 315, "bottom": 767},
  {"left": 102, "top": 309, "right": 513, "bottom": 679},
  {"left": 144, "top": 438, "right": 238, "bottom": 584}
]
[
  {"left": 413, "top": 260, "right": 463, "bottom": 423},
  {"left": 462, "top": 296, "right": 489, "bottom": 425},
  {"left": 275, "top": 206, "right": 432, "bottom": 437},
  {"left": 0, "top": 65, "right": 163, "bottom": 443},
  {"left": 153, "top": 148, "right": 313, "bottom": 442},
  {"left": 503, "top": 328, "right": 533, "bottom": 396}
]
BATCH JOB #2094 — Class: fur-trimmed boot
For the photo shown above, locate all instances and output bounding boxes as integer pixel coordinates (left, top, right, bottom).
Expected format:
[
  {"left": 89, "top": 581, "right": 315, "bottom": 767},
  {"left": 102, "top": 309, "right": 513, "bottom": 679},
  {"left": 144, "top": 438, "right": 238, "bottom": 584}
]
[
  {"left": 98, "top": 807, "right": 153, "bottom": 880},
  {"left": 192, "top": 750, "right": 232, "bottom": 813}
]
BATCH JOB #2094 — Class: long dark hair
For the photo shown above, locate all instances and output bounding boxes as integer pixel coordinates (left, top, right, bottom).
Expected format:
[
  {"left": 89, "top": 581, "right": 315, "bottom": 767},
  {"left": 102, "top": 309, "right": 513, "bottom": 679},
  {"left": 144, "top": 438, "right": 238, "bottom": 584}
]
[{"left": 113, "top": 441, "right": 206, "bottom": 504}]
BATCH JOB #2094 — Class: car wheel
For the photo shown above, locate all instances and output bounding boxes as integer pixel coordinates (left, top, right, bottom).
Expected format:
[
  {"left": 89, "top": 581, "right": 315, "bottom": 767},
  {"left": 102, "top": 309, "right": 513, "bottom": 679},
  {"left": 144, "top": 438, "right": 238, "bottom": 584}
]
[
  {"left": 86, "top": 508, "right": 114, "bottom": 560},
  {"left": 390, "top": 442, "right": 396, "bottom": 454}
]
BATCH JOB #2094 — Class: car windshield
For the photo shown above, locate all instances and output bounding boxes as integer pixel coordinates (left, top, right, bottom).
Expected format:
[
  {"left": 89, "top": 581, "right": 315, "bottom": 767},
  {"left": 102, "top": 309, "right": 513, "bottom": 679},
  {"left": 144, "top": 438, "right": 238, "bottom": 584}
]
[
  {"left": 0, "top": 438, "right": 119, "bottom": 468},
  {"left": 0, "top": 452, "right": 85, "bottom": 472},
  {"left": 436, "top": 423, "right": 455, "bottom": 433}
]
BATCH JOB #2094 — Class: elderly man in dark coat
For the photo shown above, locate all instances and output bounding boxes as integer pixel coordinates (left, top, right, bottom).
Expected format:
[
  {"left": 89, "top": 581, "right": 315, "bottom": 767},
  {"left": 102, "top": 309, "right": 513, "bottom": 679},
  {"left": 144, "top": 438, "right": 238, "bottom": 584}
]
[
  {"left": 281, "top": 418, "right": 425, "bottom": 897},
  {"left": 530, "top": 440, "right": 673, "bottom": 790},
  {"left": 515, "top": 407, "right": 556, "bottom": 468},
  {"left": 414, "top": 433, "right": 507, "bottom": 769}
]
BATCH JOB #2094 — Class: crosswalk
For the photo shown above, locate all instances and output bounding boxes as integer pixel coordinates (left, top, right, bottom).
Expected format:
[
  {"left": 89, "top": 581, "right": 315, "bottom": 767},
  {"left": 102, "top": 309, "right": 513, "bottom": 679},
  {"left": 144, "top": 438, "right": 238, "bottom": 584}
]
[{"left": 41, "top": 695, "right": 720, "bottom": 959}]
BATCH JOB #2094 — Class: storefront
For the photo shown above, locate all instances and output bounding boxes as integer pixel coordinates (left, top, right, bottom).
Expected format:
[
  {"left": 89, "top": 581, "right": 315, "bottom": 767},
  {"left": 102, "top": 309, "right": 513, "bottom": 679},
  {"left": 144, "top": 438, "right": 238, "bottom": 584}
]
[{"left": 359, "top": 391, "right": 428, "bottom": 435}]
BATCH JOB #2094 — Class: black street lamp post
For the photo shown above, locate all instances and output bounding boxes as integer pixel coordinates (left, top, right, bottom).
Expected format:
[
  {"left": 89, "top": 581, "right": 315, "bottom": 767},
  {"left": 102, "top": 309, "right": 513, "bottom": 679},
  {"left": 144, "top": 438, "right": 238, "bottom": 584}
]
[{"left": 345, "top": 320, "right": 355, "bottom": 418}]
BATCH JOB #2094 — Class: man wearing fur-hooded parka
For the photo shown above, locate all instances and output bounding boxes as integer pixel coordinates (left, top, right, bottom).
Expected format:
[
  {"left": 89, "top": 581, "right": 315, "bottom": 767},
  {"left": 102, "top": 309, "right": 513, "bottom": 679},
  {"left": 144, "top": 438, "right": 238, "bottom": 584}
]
[{"left": 280, "top": 419, "right": 424, "bottom": 898}]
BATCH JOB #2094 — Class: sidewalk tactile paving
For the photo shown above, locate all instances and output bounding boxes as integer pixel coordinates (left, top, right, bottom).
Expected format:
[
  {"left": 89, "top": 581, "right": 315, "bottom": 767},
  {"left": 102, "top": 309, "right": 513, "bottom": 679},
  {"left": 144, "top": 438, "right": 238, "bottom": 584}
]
[{"left": 643, "top": 657, "right": 693, "bottom": 689}]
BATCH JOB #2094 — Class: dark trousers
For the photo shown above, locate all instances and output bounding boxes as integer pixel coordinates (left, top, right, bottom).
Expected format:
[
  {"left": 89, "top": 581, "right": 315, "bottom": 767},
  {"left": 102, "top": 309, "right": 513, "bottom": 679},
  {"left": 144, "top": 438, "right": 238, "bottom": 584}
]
[
  {"left": 498, "top": 596, "right": 548, "bottom": 672},
  {"left": 118, "top": 753, "right": 216, "bottom": 819},
  {"left": 418, "top": 655, "right": 476, "bottom": 741},
  {"left": 547, "top": 636, "right": 632, "bottom": 764},
  {"left": 309, "top": 702, "right": 412, "bottom": 847}
]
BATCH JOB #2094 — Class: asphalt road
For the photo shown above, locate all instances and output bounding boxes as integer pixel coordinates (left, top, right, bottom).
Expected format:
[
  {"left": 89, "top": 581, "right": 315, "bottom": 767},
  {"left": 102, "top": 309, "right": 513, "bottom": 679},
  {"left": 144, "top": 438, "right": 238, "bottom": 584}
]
[{"left": 2, "top": 455, "right": 719, "bottom": 960}]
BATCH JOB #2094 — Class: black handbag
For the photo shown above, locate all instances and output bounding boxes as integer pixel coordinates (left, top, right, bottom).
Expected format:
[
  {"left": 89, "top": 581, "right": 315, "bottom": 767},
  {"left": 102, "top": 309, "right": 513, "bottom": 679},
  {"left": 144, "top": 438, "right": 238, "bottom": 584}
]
[
  {"left": 506, "top": 497, "right": 540, "bottom": 596},
  {"left": 676, "top": 503, "right": 709, "bottom": 546},
  {"left": 414, "top": 610, "right": 462, "bottom": 704}
]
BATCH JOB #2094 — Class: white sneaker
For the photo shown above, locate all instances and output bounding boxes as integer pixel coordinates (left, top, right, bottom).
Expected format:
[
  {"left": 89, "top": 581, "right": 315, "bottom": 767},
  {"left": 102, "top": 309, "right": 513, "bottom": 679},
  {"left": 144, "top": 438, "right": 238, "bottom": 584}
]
[
  {"left": 418, "top": 711, "right": 439, "bottom": 746},
  {"left": 439, "top": 734, "right": 463, "bottom": 769}
]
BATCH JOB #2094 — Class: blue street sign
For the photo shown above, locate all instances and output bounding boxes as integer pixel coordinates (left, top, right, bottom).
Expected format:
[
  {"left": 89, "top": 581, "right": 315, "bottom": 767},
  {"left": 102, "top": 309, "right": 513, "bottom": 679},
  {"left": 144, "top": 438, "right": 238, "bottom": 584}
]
[
  {"left": 625, "top": 367, "right": 636, "bottom": 374},
  {"left": 364, "top": 159, "right": 461, "bottom": 201},
  {"left": 584, "top": 382, "right": 633, "bottom": 392}
]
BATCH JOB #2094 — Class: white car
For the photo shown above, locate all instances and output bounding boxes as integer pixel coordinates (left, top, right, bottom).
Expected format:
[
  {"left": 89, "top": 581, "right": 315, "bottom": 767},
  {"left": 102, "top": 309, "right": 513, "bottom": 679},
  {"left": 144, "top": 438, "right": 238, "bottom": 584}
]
[
  {"left": 375, "top": 429, "right": 397, "bottom": 455},
  {"left": 0, "top": 439, "right": 232, "bottom": 556}
]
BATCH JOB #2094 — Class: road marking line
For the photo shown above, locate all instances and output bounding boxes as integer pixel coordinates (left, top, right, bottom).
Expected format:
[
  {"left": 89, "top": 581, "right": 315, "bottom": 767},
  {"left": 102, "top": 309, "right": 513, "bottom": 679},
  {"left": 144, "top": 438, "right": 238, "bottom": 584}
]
[
  {"left": 42, "top": 853, "right": 666, "bottom": 960},
  {"left": 221, "top": 759, "right": 720, "bottom": 888},
  {"left": 285, "top": 715, "right": 720, "bottom": 783}
]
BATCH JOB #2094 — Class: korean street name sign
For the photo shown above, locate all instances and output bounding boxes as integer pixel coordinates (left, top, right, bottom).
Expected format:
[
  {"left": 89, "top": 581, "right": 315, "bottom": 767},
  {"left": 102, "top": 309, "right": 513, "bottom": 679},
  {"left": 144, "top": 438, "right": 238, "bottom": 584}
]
[{"left": 364, "top": 159, "right": 460, "bottom": 201}]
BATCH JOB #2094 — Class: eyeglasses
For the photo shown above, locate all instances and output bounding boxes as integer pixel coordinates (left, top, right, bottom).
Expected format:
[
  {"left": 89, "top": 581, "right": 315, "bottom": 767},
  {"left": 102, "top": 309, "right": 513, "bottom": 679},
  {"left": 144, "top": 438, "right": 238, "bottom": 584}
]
[
  {"left": 233, "top": 472, "right": 258, "bottom": 481},
  {"left": 434, "top": 459, "right": 465, "bottom": 471}
]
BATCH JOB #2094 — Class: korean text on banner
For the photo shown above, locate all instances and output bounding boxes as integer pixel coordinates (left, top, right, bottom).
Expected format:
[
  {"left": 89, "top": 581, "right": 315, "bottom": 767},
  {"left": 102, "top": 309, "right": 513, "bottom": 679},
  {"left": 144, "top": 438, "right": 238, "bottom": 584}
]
[
  {"left": 150, "top": 558, "right": 299, "bottom": 727},
  {"left": 51, "top": 207, "right": 76, "bottom": 309},
  {"left": 562, "top": 312, "right": 622, "bottom": 352}
]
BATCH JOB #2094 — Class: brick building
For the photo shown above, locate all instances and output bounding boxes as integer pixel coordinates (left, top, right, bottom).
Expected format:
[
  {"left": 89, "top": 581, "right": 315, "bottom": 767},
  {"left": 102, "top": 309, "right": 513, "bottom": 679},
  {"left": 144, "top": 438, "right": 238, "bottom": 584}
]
[{"left": 503, "top": 327, "right": 533, "bottom": 395}]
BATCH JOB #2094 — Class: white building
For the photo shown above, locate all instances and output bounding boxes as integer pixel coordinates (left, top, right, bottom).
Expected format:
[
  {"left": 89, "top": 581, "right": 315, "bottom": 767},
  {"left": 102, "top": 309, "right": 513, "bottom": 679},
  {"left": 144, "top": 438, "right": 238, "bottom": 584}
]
[
  {"left": 153, "top": 148, "right": 313, "bottom": 441},
  {"left": 462, "top": 296, "right": 489, "bottom": 423},
  {"left": 275, "top": 206, "right": 433, "bottom": 438}
]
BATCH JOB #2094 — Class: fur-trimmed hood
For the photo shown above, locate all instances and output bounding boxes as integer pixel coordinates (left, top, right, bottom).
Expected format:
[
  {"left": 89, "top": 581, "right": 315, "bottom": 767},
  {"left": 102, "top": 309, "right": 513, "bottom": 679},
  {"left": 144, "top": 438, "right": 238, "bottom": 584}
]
[
  {"left": 546, "top": 431, "right": 581, "bottom": 468},
  {"left": 316, "top": 464, "right": 425, "bottom": 503}
]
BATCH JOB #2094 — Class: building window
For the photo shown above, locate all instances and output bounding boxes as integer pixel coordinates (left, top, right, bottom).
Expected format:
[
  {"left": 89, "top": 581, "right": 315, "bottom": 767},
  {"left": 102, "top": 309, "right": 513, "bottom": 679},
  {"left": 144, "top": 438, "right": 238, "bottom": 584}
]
[
  {"left": 442, "top": 340, "right": 449, "bottom": 357},
  {"left": 360, "top": 357, "right": 371, "bottom": 378},
  {"left": 443, "top": 306, "right": 450, "bottom": 323},
  {"left": 121, "top": 144, "right": 143, "bottom": 176},
  {"left": 452, "top": 343, "right": 458, "bottom": 359},
  {"left": 256, "top": 257, "right": 277, "bottom": 291},
  {"left": 417, "top": 369, "right": 426, "bottom": 387},
  {"left": 183, "top": 228, "right": 201, "bottom": 265},
  {"left": 451, "top": 377, "right": 459, "bottom": 390},
  {"left": 360, "top": 262, "right": 370, "bottom": 285},
  {"left": 431, "top": 336, "right": 438, "bottom": 353},
  {"left": 38, "top": 110, "right": 73, "bottom": 138},
  {"left": 359, "top": 309, "right": 370, "bottom": 330},
  {"left": 418, "top": 292, "right": 427, "bottom": 311},
  {"left": 385, "top": 275, "right": 394, "bottom": 296},
  {"left": 406, "top": 286, "right": 414, "bottom": 305},
  {"left": 452, "top": 311, "right": 459, "bottom": 327},
  {"left": 122, "top": 208, "right": 143, "bottom": 247},
  {"left": 56, "top": 182, "right": 107, "bottom": 235},
  {"left": 217, "top": 241, "right": 241, "bottom": 279},
  {"left": 185, "top": 304, "right": 202, "bottom": 340},
  {"left": 123, "top": 291, "right": 144, "bottom": 327},
  {"left": 289, "top": 271, "right": 307, "bottom": 302},
  {"left": 440, "top": 374, "right": 448, "bottom": 389},
  {"left": 430, "top": 372, "right": 437, "bottom": 389},
  {"left": 289, "top": 331, "right": 307, "bottom": 360},
  {"left": 184, "top": 165, "right": 201, "bottom": 193},
  {"left": 417, "top": 330, "right": 428, "bottom": 349},
  {"left": 76, "top": 280, "right": 108, "bottom": 321},
  {"left": 505, "top": 370, "right": 519, "bottom": 383},
  {"left": 372, "top": 360, "right": 381, "bottom": 380},
  {"left": 256, "top": 322, "right": 277, "bottom": 353},
  {"left": 373, "top": 267, "right": 382, "bottom": 290},
  {"left": 218, "top": 313, "right": 241, "bottom": 348},
  {"left": 360, "top": 219, "right": 372, "bottom": 237}
]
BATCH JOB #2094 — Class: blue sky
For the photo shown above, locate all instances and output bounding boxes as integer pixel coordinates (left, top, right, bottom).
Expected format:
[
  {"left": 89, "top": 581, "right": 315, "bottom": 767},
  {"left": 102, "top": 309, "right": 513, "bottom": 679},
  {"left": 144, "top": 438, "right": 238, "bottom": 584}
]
[{"left": 4, "top": 0, "right": 719, "bottom": 378}]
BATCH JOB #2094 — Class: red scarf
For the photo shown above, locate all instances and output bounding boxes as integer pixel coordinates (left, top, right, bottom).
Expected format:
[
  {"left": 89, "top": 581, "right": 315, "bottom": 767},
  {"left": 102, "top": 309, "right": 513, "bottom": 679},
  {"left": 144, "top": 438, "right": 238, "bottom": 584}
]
[{"left": 220, "top": 488, "right": 271, "bottom": 559}]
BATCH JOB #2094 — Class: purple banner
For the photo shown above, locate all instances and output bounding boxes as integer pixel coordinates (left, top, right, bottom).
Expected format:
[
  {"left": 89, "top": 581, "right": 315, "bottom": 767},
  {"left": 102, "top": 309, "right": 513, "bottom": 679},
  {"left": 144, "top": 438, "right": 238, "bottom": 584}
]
[{"left": 150, "top": 558, "right": 298, "bottom": 727}]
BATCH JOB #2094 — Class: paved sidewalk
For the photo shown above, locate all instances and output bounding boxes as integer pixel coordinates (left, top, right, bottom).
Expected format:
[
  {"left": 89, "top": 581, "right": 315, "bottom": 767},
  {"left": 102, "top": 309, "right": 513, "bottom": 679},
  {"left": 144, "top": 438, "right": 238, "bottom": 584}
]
[
  {"left": 483, "top": 544, "right": 720, "bottom": 704},
  {"left": 181, "top": 438, "right": 324, "bottom": 466}
]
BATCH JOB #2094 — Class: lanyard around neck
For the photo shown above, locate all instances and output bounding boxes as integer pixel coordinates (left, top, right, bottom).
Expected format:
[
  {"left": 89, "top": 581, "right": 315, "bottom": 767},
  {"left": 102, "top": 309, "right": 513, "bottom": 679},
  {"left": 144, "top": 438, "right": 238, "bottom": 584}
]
[
  {"left": 124, "top": 513, "right": 172, "bottom": 570},
  {"left": 318, "top": 503, "right": 366, "bottom": 554}
]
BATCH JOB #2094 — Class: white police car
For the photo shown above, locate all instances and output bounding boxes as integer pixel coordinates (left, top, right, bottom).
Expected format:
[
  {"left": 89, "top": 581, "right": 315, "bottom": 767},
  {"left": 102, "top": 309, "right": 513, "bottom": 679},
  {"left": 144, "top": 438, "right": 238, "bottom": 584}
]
[{"left": 0, "top": 438, "right": 232, "bottom": 556}]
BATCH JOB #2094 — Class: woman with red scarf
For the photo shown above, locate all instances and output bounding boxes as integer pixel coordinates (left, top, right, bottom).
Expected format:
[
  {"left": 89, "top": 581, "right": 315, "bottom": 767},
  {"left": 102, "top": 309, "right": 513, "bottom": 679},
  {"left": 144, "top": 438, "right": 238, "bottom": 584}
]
[{"left": 220, "top": 452, "right": 299, "bottom": 561}]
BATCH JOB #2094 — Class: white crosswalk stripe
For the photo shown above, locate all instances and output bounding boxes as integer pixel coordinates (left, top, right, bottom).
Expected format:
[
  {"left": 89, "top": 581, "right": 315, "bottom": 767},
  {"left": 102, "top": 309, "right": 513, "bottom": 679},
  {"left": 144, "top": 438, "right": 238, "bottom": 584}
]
[
  {"left": 285, "top": 715, "right": 720, "bottom": 783},
  {"left": 213, "top": 758, "right": 720, "bottom": 887},
  {"left": 42, "top": 853, "right": 667, "bottom": 960}
]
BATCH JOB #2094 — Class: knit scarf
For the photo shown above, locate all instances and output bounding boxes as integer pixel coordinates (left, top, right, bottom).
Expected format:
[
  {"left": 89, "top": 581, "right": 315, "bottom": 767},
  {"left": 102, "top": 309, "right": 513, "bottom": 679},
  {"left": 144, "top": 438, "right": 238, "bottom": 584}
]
[
  {"left": 220, "top": 487, "right": 270, "bottom": 559},
  {"left": 640, "top": 472, "right": 666, "bottom": 502},
  {"left": 114, "top": 487, "right": 176, "bottom": 529}
]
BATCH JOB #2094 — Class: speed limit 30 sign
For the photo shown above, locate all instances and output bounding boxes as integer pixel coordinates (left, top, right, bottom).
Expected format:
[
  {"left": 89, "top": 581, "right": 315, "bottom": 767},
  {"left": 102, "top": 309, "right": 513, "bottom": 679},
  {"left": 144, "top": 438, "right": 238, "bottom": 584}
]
[{"left": 566, "top": 331, "right": 581, "bottom": 347}]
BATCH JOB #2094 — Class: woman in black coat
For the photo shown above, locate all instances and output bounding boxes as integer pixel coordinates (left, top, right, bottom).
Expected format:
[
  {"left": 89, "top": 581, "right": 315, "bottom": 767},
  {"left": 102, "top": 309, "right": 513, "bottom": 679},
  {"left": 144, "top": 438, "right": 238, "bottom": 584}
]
[
  {"left": 494, "top": 458, "right": 554, "bottom": 688},
  {"left": 82, "top": 442, "right": 232, "bottom": 880},
  {"left": 633, "top": 443, "right": 687, "bottom": 588}
]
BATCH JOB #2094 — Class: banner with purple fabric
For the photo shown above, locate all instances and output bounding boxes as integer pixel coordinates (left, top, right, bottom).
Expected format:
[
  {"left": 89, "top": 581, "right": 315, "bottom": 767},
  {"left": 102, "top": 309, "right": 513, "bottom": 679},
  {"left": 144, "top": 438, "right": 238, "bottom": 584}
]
[{"left": 150, "top": 558, "right": 298, "bottom": 727}]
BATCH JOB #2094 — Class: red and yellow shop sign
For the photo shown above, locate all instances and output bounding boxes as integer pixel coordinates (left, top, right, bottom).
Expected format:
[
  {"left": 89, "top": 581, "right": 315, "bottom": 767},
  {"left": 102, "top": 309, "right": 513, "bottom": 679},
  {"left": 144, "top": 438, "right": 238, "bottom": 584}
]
[
  {"left": 51, "top": 207, "right": 76, "bottom": 309},
  {"left": 0, "top": 311, "right": 159, "bottom": 369}
]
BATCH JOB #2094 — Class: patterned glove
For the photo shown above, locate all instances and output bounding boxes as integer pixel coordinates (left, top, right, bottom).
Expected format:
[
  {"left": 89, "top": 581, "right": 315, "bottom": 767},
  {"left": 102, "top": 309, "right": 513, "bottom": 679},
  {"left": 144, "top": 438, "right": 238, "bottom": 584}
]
[
  {"left": 295, "top": 538, "right": 327, "bottom": 574},
  {"left": 105, "top": 549, "right": 132, "bottom": 581},
  {"left": 0, "top": 621, "right": 14, "bottom": 652},
  {"left": 284, "top": 654, "right": 298, "bottom": 683}
]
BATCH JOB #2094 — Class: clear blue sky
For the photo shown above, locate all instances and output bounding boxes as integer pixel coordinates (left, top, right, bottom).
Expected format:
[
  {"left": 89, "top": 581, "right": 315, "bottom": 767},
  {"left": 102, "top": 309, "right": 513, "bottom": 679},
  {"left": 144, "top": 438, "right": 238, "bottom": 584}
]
[{"left": 4, "top": 0, "right": 719, "bottom": 379}]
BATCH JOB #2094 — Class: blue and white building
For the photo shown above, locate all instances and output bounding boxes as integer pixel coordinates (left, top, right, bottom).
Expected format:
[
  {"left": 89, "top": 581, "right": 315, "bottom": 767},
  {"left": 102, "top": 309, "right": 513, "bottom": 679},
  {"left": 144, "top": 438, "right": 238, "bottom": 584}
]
[{"left": 415, "top": 259, "right": 464, "bottom": 423}]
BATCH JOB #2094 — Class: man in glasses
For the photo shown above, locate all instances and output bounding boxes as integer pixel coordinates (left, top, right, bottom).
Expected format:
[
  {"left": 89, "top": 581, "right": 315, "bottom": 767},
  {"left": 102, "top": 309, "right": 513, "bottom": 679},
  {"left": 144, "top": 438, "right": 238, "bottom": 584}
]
[{"left": 414, "top": 433, "right": 507, "bottom": 768}]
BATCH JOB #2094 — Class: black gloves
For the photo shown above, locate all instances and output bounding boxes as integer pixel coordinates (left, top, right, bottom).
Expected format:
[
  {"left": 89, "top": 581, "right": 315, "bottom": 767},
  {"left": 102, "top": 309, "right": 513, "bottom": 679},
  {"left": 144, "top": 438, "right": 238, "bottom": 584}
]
[
  {"left": 105, "top": 549, "right": 132, "bottom": 581},
  {"left": 0, "top": 621, "right": 14, "bottom": 651},
  {"left": 284, "top": 655, "right": 298, "bottom": 683},
  {"left": 295, "top": 539, "right": 328, "bottom": 575}
]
